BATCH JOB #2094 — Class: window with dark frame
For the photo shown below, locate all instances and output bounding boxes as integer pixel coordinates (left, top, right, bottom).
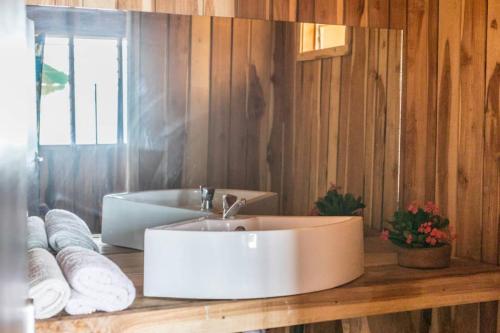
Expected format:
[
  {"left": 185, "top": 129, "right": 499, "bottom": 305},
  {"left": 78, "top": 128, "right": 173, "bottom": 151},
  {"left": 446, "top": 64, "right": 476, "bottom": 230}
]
[{"left": 39, "top": 35, "right": 127, "bottom": 146}]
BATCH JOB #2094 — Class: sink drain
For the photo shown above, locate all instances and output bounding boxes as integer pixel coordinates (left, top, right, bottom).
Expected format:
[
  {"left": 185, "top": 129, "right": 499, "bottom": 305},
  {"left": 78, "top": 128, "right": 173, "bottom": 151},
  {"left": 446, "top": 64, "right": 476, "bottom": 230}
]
[{"left": 234, "top": 226, "right": 246, "bottom": 231}]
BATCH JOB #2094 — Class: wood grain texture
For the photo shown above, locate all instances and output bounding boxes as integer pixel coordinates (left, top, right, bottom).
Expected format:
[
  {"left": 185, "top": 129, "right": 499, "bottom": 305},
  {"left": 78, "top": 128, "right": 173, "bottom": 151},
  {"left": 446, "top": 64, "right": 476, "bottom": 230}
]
[
  {"left": 35, "top": 252, "right": 500, "bottom": 333},
  {"left": 182, "top": 16, "right": 211, "bottom": 188},
  {"left": 207, "top": 17, "right": 232, "bottom": 187},
  {"left": 117, "top": 0, "right": 154, "bottom": 11},
  {"left": 26, "top": 0, "right": 407, "bottom": 29},
  {"left": 484, "top": 0, "right": 500, "bottom": 266},
  {"left": 403, "top": 0, "right": 438, "bottom": 205},
  {"left": 155, "top": 0, "right": 201, "bottom": 15},
  {"left": 456, "top": 0, "right": 486, "bottom": 261}
]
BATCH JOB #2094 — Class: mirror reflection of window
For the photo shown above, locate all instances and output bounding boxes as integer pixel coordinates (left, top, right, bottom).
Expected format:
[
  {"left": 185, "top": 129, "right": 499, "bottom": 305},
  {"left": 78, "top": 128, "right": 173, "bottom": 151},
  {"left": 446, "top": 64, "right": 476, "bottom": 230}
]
[
  {"left": 39, "top": 36, "right": 127, "bottom": 145},
  {"left": 39, "top": 37, "right": 71, "bottom": 145},
  {"left": 297, "top": 23, "right": 350, "bottom": 61}
]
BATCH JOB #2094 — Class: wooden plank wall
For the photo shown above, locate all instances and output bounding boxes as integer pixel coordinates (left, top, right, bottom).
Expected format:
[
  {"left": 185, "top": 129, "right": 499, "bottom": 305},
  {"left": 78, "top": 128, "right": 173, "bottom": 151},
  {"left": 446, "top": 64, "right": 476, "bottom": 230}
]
[
  {"left": 26, "top": 0, "right": 405, "bottom": 29},
  {"left": 274, "top": 25, "right": 403, "bottom": 230},
  {"left": 38, "top": 145, "right": 126, "bottom": 232}
]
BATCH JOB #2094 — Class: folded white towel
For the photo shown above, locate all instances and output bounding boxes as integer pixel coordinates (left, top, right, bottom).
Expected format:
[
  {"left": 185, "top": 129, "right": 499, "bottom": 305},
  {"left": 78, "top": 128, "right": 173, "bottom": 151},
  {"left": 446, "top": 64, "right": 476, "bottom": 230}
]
[
  {"left": 28, "top": 248, "right": 71, "bottom": 319},
  {"left": 45, "top": 209, "right": 98, "bottom": 252},
  {"left": 27, "top": 216, "right": 48, "bottom": 250},
  {"left": 57, "top": 246, "right": 135, "bottom": 315}
]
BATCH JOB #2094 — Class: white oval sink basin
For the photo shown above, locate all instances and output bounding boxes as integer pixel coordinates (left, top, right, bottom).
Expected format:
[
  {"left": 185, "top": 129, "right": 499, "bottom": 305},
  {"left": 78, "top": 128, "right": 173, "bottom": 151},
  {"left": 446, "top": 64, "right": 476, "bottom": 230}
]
[
  {"left": 144, "top": 215, "right": 364, "bottom": 299},
  {"left": 101, "top": 189, "right": 278, "bottom": 250}
]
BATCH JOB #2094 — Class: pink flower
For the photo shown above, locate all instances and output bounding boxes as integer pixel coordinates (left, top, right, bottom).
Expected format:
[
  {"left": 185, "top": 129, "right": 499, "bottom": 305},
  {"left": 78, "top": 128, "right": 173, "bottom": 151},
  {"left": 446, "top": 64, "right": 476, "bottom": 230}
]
[
  {"left": 407, "top": 201, "right": 419, "bottom": 214},
  {"left": 380, "top": 229, "right": 389, "bottom": 241},
  {"left": 405, "top": 234, "right": 413, "bottom": 244},
  {"left": 425, "top": 236, "right": 437, "bottom": 246},
  {"left": 424, "top": 201, "right": 440, "bottom": 215}
]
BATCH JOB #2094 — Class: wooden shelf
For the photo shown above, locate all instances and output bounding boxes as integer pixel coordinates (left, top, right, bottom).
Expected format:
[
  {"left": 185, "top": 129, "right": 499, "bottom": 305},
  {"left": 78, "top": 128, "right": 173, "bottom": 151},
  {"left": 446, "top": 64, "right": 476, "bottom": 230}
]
[{"left": 36, "top": 238, "right": 500, "bottom": 333}]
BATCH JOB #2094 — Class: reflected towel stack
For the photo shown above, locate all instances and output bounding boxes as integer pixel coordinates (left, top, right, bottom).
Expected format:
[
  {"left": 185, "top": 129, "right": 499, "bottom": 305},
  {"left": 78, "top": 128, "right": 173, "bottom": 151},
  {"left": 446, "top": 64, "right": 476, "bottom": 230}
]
[
  {"left": 45, "top": 209, "right": 98, "bottom": 252},
  {"left": 27, "top": 216, "right": 48, "bottom": 250}
]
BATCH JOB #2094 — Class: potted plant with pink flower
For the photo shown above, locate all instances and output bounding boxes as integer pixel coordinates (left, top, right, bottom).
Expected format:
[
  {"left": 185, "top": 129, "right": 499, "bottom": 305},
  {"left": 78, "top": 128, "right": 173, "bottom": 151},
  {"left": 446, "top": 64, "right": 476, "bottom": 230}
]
[{"left": 381, "top": 201, "right": 454, "bottom": 268}]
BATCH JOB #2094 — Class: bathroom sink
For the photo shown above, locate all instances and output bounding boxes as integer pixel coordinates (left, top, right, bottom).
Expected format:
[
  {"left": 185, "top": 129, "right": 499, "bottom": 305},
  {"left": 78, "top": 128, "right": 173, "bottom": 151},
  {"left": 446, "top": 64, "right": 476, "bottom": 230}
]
[
  {"left": 101, "top": 189, "right": 278, "bottom": 250},
  {"left": 144, "top": 215, "right": 364, "bottom": 299}
]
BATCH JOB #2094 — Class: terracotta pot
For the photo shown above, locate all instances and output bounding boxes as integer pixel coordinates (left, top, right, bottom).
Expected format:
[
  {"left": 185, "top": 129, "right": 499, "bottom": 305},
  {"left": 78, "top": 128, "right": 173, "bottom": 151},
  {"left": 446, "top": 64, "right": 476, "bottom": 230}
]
[{"left": 397, "top": 244, "right": 451, "bottom": 269}]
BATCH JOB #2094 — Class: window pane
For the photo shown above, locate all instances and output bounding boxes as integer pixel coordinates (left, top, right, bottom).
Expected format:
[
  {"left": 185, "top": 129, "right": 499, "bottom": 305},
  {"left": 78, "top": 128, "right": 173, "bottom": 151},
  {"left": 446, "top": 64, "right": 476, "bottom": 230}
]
[
  {"left": 39, "top": 37, "right": 71, "bottom": 145},
  {"left": 74, "top": 38, "right": 119, "bottom": 144}
]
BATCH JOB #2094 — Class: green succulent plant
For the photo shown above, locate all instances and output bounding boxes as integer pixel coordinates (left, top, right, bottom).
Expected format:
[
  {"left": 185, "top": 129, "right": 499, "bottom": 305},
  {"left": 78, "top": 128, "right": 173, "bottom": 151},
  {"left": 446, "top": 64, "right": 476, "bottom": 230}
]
[{"left": 314, "top": 186, "right": 365, "bottom": 216}]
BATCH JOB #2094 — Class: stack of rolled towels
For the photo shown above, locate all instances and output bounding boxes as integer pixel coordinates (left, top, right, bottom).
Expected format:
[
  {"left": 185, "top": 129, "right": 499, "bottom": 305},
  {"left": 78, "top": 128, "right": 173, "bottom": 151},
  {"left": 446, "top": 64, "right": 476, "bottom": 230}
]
[{"left": 27, "top": 209, "right": 135, "bottom": 319}]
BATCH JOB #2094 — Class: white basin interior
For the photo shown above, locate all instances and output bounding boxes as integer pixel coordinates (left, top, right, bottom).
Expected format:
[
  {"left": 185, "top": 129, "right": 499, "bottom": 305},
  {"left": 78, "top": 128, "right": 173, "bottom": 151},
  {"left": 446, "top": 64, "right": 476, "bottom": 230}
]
[
  {"left": 101, "top": 189, "right": 278, "bottom": 250},
  {"left": 144, "top": 215, "right": 364, "bottom": 299}
]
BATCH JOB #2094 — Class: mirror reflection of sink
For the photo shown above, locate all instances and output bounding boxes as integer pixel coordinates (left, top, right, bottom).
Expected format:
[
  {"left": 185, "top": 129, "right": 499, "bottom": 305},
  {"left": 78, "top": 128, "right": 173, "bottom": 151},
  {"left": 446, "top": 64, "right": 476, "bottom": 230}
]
[
  {"left": 144, "top": 215, "right": 364, "bottom": 299},
  {"left": 101, "top": 189, "right": 278, "bottom": 250}
]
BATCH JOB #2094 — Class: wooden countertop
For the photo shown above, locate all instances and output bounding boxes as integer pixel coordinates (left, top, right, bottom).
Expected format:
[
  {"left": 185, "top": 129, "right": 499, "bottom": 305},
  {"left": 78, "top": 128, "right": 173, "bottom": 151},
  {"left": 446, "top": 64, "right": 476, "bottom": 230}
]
[{"left": 36, "top": 237, "right": 500, "bottom": 333}]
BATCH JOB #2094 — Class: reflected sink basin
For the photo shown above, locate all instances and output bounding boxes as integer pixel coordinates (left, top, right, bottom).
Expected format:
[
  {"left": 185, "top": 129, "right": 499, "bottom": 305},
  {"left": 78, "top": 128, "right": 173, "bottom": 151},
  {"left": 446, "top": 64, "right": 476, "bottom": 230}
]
[
  {"left": 101, "top": 189, "right": 278, "bottom": 250},
  {"left": 144, "top": 215, "right": 364, "bottom": 299}
]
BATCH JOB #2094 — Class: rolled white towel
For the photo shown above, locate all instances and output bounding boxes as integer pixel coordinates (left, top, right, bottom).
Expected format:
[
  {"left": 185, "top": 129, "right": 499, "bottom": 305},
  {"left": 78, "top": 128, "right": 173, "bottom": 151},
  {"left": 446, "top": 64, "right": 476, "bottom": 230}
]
[
  {"left": 27, "top": 216, "right": 48, "bottom": 250},
  {"left": 28, "top": 248, "right": 71, "bottom": 319},
  {"left": 57, "top": 246, "right": 135, "bottom": 315},
  {"left": 45, "top": 209, "right": 98, "bottom": 252}
]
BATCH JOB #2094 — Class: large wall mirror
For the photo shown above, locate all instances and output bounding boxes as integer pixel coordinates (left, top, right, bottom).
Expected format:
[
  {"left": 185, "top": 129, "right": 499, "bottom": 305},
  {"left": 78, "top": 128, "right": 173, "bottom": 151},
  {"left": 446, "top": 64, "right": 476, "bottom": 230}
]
[{"left": 27, "top": 6, "right": 403, "bottom": 234}]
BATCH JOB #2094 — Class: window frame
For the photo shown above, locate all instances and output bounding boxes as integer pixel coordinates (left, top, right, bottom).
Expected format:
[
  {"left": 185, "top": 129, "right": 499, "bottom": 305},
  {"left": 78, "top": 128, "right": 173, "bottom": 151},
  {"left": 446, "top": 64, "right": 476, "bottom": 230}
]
[
  {"left": 296, "top": 24, "right": 352, "bottom": 62},
  {"left": 39, "top": 34, "right": 126, "bottom": 146}
]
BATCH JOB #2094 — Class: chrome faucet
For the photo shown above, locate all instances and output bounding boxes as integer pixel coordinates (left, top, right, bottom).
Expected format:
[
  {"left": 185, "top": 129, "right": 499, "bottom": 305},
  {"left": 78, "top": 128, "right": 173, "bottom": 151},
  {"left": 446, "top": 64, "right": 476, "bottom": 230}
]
[
  {"left": 200, "top": 185, "right": 215, "bottom": 211},
  {"left": 222, "top": 194, "right": 246, "bottom": 219}
]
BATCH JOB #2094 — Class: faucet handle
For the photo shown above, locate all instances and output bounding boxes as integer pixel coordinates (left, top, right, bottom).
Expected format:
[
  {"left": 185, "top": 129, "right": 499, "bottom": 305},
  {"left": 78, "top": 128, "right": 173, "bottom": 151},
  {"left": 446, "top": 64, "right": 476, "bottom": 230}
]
[
  {"left": 222, "top": 194, "right": 237, "bottom": 212},
  {"left": 222, "top": 195, "right": 247, "bottom": 219}
]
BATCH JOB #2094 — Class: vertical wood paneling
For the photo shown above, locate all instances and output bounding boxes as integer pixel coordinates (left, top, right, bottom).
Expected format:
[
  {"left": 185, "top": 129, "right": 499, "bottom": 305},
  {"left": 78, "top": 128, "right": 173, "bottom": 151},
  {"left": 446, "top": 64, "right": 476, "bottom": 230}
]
[
  {"left": 208, "top": 17, "right": 232, "bottom": 187},
  {"left": 26, "top": 0, "right": 55, "bottom": 5},
  {"left": 456, "top": 0, "right": 486, "bottom": 261},
  {"left": 344, "top": 28, "right": 368, "bottom": 198},
  {"left": 297, "top": 0, "right": 314, "bottom": 22},
  {"left": 272, "top": 0, "right": 297, "bottom": 21},
  {"left": 436, "top": 0, "right": 460, "bottom": 254},
  {"left": 166, "top": 15, "right": 190, "bottom": 188},
  {"left": 252, "top": 20, "right": 274, "bottom": 191},
  {"left": 327, "top": 58, "right": 342, "bottom": 189},
  {"left": 345, "top": 0, "right": 367, "bottom": 27},
  {"left": 117, "top": 0, "right": 154, "bottom": 11},
  {"left": 204, "top": 0, "right": 235, "bottom": 17},
  {"left": 55, "top": 0, "right": 82, "bottom": 6},
  {"left": 484, "top": 0, "right": 500, "bottom": 266},
  {"left": 228, "top": 18, "right": 250, "bottom": 189},
  {"left": 404, "top": 0, "right": 438, "bottom": 205},
  {"left": 182, "top": 16, "right": 211, "bottom": 188},
  {"left": 156, "top": 0, "right": 201, "bottom": 15},
  {"left": 236, "top": 0, "right": 271, "bottom": 20},
  {"left": 81, "top": 0, "right": 117, "bottom": 9},
  {"left": 389, "top": 0, "right": 407, "bottom": 29},
  {"left": 136, "top": 13, "right": 169, "bottom": 190},
  {"left": 271, "top": 22, "right": 297, "bottom": 214},
  {"left": 314, "top": 0, "right": 341, "bottom": 24},
  {"left": 383, "top": 29, "right": 403, "bottom": 225},
  {"left": 317, "top": 58, "right": 333, "bottom": 198},
  {"left": 368, "top": 0, "right": 390, "bottom": 28},
  {"left": 372, "top": 29, "right": 388, "bottom": 230},
  {"left": 363, "top": 29, "right": 380, "bottom": 228}
]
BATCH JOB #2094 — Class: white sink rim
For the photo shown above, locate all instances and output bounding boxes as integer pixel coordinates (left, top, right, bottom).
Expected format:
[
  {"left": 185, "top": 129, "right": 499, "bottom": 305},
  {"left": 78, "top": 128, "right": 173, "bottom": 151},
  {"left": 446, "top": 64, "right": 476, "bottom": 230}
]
[
  {"left": 101, "top": 188, "right": 278, "bottom": 250},
  {"left": 144, "top": 215, "right": 364, "bottom": 299}
]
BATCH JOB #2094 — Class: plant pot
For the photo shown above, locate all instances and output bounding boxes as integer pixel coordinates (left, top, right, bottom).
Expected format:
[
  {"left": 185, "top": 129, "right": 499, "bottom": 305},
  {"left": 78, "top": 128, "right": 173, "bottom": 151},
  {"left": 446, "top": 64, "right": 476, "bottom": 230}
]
[{"left": 397, "top": 244, "right": 451, "bottom": 269}]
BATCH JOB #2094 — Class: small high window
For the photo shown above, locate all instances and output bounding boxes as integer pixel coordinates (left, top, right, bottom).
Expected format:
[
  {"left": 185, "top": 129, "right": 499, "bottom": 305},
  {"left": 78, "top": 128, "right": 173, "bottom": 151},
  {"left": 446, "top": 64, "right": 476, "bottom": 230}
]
[{"left": 297, "top": 23, "right": 351, "bottom": 61}]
